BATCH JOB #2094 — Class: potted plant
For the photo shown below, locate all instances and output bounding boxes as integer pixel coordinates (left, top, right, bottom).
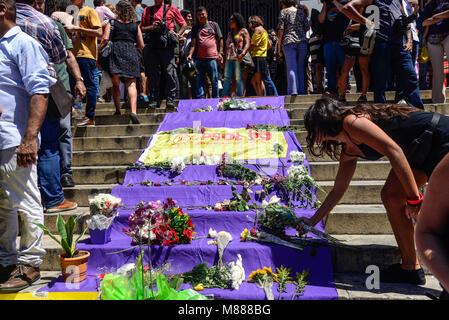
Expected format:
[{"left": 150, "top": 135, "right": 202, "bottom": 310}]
[
  {"left": 35, "top": 215, "right": 89, "bottom": 283},
  {"left": 87, "top": 193, "right": 122, "bottom": 244}
]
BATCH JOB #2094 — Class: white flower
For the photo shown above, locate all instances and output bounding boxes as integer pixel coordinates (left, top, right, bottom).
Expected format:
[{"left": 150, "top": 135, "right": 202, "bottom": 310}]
[
  {"left": 225, "top": 254, "right": 245, "bottom": 290},
  {"left": 290, "top": 151, "right": 306, "bottom": 163},
  {"left": 262, "top": 195, "right": 281, "bottom": 208},
  {"left": 254, "top": 176, "right": 263, "bottom": 185},
  {"left": 287, "top": 165, "right": 308, "bottom": 180},
  {"left": 208, "top": 228, "right": 218, "bottom": 238},
  {"left": 169, "top": 156, "right": 186, "bottom": 174}
]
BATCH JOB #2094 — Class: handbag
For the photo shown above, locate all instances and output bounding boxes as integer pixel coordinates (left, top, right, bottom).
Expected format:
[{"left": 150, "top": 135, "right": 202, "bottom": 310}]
[
  {"left": 417, "top": 46, "right": 430, "bottom": 64},
  {"left": 98, "top": 20, "right": 115, "bottom": 72},
  {"left": 404, "top": 113, "right": 440, "bottom": 168},
  {"left": 47, "top": 78, "right": 74, "bottom": 120},
  {"left": 241, "top": 52, "right": 255, "bottom": 69},
  {"left": 340, "top": 35, "right": 361, "bottom": 56}
]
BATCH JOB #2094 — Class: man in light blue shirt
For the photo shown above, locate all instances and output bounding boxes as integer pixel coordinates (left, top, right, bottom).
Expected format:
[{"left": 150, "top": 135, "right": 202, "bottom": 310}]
[{"left": 0, "top": 0, "right": 56, "bottom": 293}]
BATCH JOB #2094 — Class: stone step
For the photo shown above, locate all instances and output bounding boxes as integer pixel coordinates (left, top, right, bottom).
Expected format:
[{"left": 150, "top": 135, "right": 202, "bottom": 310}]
[
  {"left": 72, "top": 165, "right": 127, "bottom": 184},
  {"left": 73, "top": 136, "right": 151, "bottom": 151},
  {"left": 34, "top": 233, "right": 431, "bottom": 275},
  {"left": 43, "top": 207, "right": 90, "bottom": 234},
  {"left": 318, "top": 180, "right": 384, "bottom": 204},
  {"left": 331, "top": 234, "right": 431, "bottom": 275},
  {"left": 72, "top": 149, "right": 141, "bottom": 166},
  {"left": 72, "top": 124, "right": 160, "bottom": 138},
  {"left": 62, "top": 180, "right": 385, "bottom": 207},
  {"left": 311, "top": 161, "right": 391, "bottom": 181},
  {"left": 325, "top": 204, "right": 390, "bottom": 234},
  {"left": 63, "top": 184, "right": 114, "bottom": 207}
]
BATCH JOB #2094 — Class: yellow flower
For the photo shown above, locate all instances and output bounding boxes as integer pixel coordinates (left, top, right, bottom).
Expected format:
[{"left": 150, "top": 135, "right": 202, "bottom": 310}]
[
  {"left": 194, "top": 283, "right": 204, "bottom": 291},
  {"left": 241, "top": 229, "right": 249, "bottom": 242}
]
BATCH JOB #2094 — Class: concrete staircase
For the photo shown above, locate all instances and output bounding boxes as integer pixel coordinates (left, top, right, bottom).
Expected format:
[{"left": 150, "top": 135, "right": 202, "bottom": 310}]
[{"left": 36, "top": 91, "right": 448, "bottom": 298}]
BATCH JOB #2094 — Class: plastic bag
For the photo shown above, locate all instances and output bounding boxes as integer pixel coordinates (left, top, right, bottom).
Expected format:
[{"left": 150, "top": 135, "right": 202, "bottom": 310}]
[{"left": 86, "top": 214, "right": 116, "bottom": 231}]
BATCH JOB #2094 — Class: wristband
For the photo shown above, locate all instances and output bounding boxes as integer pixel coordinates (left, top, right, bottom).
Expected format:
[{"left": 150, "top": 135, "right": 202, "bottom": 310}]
[{"left": 406, "top": 192, "right": 423, "bottom": 207}]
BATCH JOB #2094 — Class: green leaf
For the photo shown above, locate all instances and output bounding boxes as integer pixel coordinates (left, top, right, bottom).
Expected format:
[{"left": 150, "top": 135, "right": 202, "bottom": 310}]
[
  {"left": 60, "top": 237, "right": 73, "bottom": 257},
  {"left": 74, "top": 227, "right": 87, "bottom": 249},
  {"left": 34, "top": 223, "right": 61, "bottom": 247},
  {"left": 56, "top": 215, "right": 68, "bottom": 243},
  {"left": 65, "top": 216, "right": 76, "bottom": 249}
]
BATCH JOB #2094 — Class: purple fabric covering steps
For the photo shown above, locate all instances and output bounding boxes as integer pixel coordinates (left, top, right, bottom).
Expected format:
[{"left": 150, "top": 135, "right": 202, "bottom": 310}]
[
  {"left": 38, "top": 97, "right": 338, "bottom": 299},
  {"left": 39, "top": 276, "right": 100, "bottom": 293},
  {"left": 176, "top": 96, "right": 286, "bottom": 112}
]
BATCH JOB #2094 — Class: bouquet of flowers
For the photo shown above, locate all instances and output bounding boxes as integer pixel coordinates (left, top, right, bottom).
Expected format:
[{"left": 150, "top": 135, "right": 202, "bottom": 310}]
[
  {"left": 123, "top": 198, "right": 195, "bottom": 245},
  {"left": 217, "top": 97, "right": 258, "bottom": 111},
  {"left": 87, "top": 194, "right": 123, "bottom": 232},
  {"left": 248, "top": 267, "right": 278, "bottom": 300}
]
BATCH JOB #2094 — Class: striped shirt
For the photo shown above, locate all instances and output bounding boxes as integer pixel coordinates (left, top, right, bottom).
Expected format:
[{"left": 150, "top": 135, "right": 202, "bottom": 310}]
[{"left": 16, "top": 3, "right": 67, "bottom": 78}]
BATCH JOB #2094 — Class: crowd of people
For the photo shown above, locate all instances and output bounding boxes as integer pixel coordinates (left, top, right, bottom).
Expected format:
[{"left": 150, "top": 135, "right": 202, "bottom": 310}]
[{"left": 0, "top": 0, "right": 449, "bottom": 297}]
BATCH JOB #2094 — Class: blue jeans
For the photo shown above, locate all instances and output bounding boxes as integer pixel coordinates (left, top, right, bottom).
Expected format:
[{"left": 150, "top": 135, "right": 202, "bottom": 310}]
[
  {"left": 195, "top": 58, "right": 219, "bottom": 99},
  {"left": 59, "top": 112, "right": 72, "bottom": 177},
  {"left": 37, "top": 115, "right": 64, "bottom": 209},
  {"left": 282, "top": 42, "right": 308, "bottom": 95},
  {"left": 263, "top": 70, "right": 278, "bottom": 96},
  {"left": 222, "top": 60, "right": 244, "bottom": 97},
  {"left": 94, "top": 67, "right": 101, "bottom": 99},
  {"left": 323, "top": 41, "right": 346, "bottom": 93},
  {"left": 372, "top": 41, "right": 423, "bottom": 109},
  {"left": 77, "top": 57, "right": 97, "bottom": 120}
]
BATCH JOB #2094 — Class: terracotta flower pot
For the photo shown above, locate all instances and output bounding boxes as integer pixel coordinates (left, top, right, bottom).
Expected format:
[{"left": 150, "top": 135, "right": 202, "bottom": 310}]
[{"left": 59, "top": 250, "right": 90, "bottom": 283}]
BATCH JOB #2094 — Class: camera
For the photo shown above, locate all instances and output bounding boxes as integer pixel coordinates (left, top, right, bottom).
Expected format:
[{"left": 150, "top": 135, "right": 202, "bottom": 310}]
[{"left": 394, "top": 14, "right": 417, "bottom": 33}]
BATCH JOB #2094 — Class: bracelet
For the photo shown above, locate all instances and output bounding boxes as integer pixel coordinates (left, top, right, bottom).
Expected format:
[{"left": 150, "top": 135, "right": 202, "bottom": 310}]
[{"left": 406, "top": 192, "right": 424, "bottom": 207}]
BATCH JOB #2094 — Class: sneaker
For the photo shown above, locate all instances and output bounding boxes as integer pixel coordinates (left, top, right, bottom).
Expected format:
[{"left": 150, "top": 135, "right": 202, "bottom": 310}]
[
  {"left": 97, "top": 97, "right": 105, "bottom": 103},
  {"left": 357, "top": 94, "right": 368, "bottom": 102},
  {"left": 380, "top": 263, "right": 426, "bottom": 285},
  {"left": 0, "top": 265, "right": 40, "bottom": 293},
  {"left": 0, "top": 265, "right": 16, "bottom": 285},
  {"left": 61, "top": 175, "right": 75, "bottom": 188},
  {"left": 137, "top": 94, "right": 144, "bottom": 102},
  {"left": 45, "top": 199, "right": 78, "bottom": 213},
  {"left": 129, "top": 113, "right": 140, "bottom": 124},
  {"left": 113, "top": 111, "right": 121, "bottom": 116},
  {"left": 76, "top": 117, "right": 95, "bottom": 127},
  {"left": 143, "top": 95, "right": 149, "bottom": 102},
  {"left": 397, "top": 99, "right": 408, "bottom": 105}
]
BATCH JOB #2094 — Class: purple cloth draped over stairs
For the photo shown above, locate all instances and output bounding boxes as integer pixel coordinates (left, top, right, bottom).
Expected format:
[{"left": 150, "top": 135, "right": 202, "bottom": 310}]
[{"left": 39, "top": 97, "right": 337, "bottom": 300}]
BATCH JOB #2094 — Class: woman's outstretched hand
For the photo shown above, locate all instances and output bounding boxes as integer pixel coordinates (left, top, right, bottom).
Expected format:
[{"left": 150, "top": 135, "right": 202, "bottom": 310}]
[{"left": 296, "top": 217, "right": 314, "bottom": 235}]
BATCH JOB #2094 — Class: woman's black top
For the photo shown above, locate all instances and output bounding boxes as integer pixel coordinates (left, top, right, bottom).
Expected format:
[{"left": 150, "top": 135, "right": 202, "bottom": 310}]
[{"left": 351, "top": 111, "right": 449, "bottom": 178}]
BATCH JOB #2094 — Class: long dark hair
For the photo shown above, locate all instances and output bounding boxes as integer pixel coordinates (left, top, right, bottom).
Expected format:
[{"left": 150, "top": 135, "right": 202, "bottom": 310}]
[{"left": 304, "top": 98, "right": 417, "bottom": 160}]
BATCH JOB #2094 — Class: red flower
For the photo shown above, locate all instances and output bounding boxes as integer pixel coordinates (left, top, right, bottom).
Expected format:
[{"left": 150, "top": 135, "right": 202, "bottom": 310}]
[
  {"left": 105, "top": 201, "right": 111, "bottom": 208},
  {"left": 154, "top": 183, "right": 161, "bottom": 186},
  {"left": 113, "top": 203, "right": 118, "bottom": 209},
  {"left": 181, "top": 180, "right": 187, "bottom": 184},
  {"left": 250, "top": 229, "right": 258, "bottom": 236},
  {"left": 183, "top": 228, "right": 193, "bottom": 239},
  {"left": 200, "top": 181, "right": 206, "bottom": 185}
]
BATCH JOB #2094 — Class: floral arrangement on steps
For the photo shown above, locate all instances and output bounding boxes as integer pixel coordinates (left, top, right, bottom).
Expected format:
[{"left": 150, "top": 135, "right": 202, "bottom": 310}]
[
  {"left": 87, "top": 193, "right": 123, "bottom": 244},
  {"left": 123, "top": 198, "right": 195, "bottom": 245},
  {"left": 217, "top": 97, "right": 274, "bottom": 111}
]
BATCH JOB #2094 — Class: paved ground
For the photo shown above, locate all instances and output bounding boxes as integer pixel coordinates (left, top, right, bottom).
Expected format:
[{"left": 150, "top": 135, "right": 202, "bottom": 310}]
[{"left": 10, "top": 271, "right": 443, "bottom": 300}]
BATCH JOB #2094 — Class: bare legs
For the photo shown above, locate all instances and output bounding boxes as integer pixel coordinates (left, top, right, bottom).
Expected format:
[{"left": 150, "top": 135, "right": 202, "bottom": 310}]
[
  {"left": 381, "top": 169, "right": 428, "bottom": 270},
  {"left": 251, "top": 72, "right": 265, "bottom": 96},
  {"left": 111, "top": 76, "right": 138, "bottom": 115},
  {"left": 337, "top": 56, "right": 370, "bottom": 100},
  {"left": 416, "top": 153, "right": 449, "bottom": 293}
]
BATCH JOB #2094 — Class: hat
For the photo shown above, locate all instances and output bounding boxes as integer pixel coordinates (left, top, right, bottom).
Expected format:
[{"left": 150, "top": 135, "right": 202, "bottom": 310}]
[{"left": 51, "top": 11, "right": 75, "bottom": 28}]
